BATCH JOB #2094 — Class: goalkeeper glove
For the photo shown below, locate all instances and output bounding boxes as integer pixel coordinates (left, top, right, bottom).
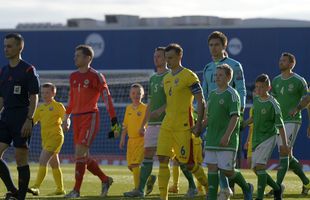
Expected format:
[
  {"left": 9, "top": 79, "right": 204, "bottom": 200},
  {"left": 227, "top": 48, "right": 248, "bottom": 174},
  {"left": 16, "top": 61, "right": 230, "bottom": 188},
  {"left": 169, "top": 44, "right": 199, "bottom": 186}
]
[{"left": 108, "top": 117, "right": 121, "bottom": 138}]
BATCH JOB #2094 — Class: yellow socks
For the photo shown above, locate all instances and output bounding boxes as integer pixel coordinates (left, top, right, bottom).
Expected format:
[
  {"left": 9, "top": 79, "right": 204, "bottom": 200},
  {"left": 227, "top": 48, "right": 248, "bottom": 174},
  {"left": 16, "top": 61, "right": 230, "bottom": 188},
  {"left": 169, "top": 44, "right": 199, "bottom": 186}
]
[
  {"left": 191, "top": 164, "right": 208, "bottom": 188},
  {"left": 52, "top": 167, "right": 64, "bottom": 191},
  {"left": 132, "top": 166, "right": 141, "bottom": 189},
  {"left": 158, "top": 163, "right": 170, "bottom": 200},
  {"left": 33, "top": 166, "right": 48, "bottom": 188},
  {"left": 172, "top": 165, "right": 180, "bottom": 187}
]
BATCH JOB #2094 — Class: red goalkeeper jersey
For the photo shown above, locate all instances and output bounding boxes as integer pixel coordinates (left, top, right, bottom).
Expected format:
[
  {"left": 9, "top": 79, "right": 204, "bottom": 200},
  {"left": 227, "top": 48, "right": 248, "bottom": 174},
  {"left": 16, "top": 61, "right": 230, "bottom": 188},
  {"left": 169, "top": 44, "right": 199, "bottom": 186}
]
[{"left": 66, "top": 67, "right": 116, "bottom": 119}]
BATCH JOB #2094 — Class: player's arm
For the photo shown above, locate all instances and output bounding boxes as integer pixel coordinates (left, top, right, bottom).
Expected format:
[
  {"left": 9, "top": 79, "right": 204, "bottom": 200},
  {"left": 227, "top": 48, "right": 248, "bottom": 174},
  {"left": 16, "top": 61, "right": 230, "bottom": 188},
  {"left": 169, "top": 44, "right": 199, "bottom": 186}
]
[
  {"left": 21, "top": 94, "right": 38, "bottom": 137},
  {"left": 290, "top": 94, "right": 310, "bottom": 117},
  {"left": 150, "top": 104, "right": 166, "bottom": 119},
  {"left": 202, "top": 101, "right": 208, "bottom": 130},
  {"left": 278, "top": 126, "right": 289, "bottom": 153},
  {"left": 202, "top": 66, "right": 209, "bottom": 102},
  {"left": 99, "top": 74, "right": 121, "bottom": 136},
  {"left": 140, "top": 103, "right": 150, "bottom": 135},
  {"left": 63, "top": 87, "right": 73, "bottom": 132},
  {"left": 276, "top": 104, "right": 290, "bottom": 153},
  {"left": 22, "top": 66, "right": 40, "bottom": 137},
  {"left": 220, "top": 114, "right": 239, "bottom": 147},
  {"left": 119, "top": 125, "right": 127, "bottom": 150},
  {"left": 59, "top": 103, "right": 70, "bottom": 132},
  {"left": 33, "top": 107, "right": 40, "bottom": 125},
  {"left": 243, "top": 117, "right": 253, "bottom": 127},
  {"left": 233, "top": 63, "right": 246, "bottom": 111},
  {"left": 191, "top": 82, "right": 205, "bottom": 137}
]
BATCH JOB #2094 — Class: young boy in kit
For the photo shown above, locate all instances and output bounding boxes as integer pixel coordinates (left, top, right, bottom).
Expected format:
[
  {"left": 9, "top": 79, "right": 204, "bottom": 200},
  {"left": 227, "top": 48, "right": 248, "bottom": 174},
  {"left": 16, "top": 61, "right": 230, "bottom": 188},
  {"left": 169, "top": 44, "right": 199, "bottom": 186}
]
[
  {"left": 29, "top": 82, "right": 69, "bottom": 196},
  {"left": 244, "top": 74, "right": 289, "bottom": 200},
  {"left": 119, "top": 83, "right": 147, "bottom": 193}
]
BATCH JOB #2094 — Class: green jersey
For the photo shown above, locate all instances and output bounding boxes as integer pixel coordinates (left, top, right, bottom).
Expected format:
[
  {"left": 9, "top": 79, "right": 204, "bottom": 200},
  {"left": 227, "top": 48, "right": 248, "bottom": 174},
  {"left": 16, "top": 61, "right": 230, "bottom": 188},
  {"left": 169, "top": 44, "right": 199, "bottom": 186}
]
[
  {"left": 272, "top": 73, "right": 308, "bottom": 123},
  {"left": 252, "top": 95, "right": 284, "bottom": 149},
  {"left": 148, "top": 71, "right": 169, "bottom": 125},
  {"left": 205, "top": 86, "right": 240, "bottom": 152}
]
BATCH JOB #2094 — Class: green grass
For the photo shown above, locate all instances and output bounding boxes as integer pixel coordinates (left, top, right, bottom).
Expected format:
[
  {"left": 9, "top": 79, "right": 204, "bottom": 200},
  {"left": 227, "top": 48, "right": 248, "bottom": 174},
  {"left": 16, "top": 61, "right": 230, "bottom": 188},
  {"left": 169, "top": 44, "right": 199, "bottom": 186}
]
[{"left": 0, "top": 163, "right": 309, "bottom": 199}]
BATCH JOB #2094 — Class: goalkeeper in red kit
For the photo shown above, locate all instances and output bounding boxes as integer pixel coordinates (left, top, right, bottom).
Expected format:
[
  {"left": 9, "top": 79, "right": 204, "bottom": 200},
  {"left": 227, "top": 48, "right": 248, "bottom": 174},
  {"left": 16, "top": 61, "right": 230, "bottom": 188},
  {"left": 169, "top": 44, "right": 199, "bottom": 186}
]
[{"left": 63, "top": 44, "right": 120, "bottom": 198}]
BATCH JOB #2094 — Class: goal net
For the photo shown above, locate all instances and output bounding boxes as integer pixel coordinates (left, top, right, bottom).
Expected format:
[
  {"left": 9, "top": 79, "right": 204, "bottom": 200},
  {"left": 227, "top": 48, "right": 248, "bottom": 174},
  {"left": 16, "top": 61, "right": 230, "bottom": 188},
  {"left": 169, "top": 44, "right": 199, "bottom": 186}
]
[{"left": 3, "top": 69, "right": 154, "bottom": 165}]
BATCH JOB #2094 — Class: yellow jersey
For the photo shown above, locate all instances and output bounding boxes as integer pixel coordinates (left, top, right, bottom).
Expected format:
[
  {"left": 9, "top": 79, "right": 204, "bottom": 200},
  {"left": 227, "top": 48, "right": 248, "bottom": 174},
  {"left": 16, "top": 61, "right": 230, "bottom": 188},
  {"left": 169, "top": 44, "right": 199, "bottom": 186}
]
[
  {"left": 34, "top": 99, "right": 66, "bottom": 140},
  {"left": 162, "top": 67, "right": 200, "bottom": 131},
  {"left": 123, "top": 103, "right": 147, "bottom": 138}
]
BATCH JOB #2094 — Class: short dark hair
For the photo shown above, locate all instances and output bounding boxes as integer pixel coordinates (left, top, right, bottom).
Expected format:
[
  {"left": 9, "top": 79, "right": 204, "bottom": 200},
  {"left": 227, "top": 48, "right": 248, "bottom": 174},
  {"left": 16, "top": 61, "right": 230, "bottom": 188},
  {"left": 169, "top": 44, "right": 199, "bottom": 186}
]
[
  {"left": 165, "top": 43, "right": 183, "bottom": 55},
  {"left": 208, "top": 31, "right": 228, "bottom": 47},
  {"left": 42, "top": 82, "right": 57, "bottom": 93},
  {"left": 282, "top": 52, "right": 296, "bottom": 66},
  {"left": 5, "top": 33, "right": 24, "bottom": 46},
  {"left": 75, "top": 45, "right": 94, "bottom": 59},
  {"left": 255, "top": 74, "right": 270, "bottom": 86}
]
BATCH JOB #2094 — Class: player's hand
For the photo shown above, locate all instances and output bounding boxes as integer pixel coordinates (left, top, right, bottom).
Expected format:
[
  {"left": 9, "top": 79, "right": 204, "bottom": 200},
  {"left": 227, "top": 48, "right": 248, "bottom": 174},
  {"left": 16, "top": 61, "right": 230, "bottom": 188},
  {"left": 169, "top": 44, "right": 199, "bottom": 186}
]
[
  {"left": 243, "top": 141, "right": 248, "bottom": 150},
  {"left": 282, "top": 144, "right": 290, "bottom": 155},
  {"left": 150, "top": 110, "right": 160, "bottom": 119},
  {"left": 289, "top": 108, "right": 299, "bottom": 117},
  {"left": 21, "top": 119, "right": 33, "bottom": 137},
  {"left": 220, "top": 134, "right": 230, "bottom": 147},
  {"left": 191, "top": 122, "right": 202, "bottom": 137},
  {"left": 242, "top": 120, "right": 248, "bottom": 129},
  {"left": 62, "top": 118, "right": 71, "bottom": 132},
  {"left": 139, "top": 126, "right": 146, "bottom": 137},
  {"left": 119, "top": 138, "right": 125, "bottom": 150}
]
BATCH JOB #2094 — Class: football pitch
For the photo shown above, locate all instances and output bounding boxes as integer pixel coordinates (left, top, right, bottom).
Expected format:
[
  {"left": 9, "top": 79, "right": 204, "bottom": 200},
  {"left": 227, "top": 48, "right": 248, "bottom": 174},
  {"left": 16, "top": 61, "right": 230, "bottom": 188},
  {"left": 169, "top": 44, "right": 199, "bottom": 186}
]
[{"left": 0, "top": 164, "right": 309, "bottom": 199}]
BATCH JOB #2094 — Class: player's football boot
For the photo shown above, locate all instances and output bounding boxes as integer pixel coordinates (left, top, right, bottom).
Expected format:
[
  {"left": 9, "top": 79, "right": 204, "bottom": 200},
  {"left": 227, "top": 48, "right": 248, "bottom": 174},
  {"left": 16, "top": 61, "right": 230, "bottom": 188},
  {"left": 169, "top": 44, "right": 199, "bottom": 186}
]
[
  {"left": 4, "top": 191, "right": 18, "bottom": 200},
  {"left": 101, "top": 176, "right": 113, "bottom": 197},
  {"left": 301, "top": 182, "right": 310, "bottom": 195},
  {"left": 273, "top": 184, "right": 285, "bottom": 200},
  {"left": 28, "top": 187, "right": 39, "bottom": 196},
  {"left": 217, "top": 187, "right": 233, "bottom": 200},
  {"left": 184, "top": 188, "right": 198, "bottom": 197},
  {"left": 123, "top": 189, "right": 144, "bottom": 197},
  {"left": 146, "top": 175, "right": 157, "bottom": 195},
  {"left": 64, "top": 190, "right": 80, "bottom": 198}
]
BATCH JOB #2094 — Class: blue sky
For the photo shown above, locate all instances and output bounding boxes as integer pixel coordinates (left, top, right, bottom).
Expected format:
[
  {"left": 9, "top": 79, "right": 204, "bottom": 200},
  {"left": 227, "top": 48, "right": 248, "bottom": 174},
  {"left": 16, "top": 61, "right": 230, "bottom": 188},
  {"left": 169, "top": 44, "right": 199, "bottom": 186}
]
[{"left": 1, "top": 0, "right": 309, "bottom": 28}]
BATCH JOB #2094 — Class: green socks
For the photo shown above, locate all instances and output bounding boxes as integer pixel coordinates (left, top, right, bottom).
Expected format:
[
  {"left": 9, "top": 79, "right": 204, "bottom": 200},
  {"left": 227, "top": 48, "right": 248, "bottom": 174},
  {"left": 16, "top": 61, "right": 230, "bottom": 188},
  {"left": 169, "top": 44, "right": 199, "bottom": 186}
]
[
  {"left": 138, "top": 159, "right": 153, "bottom": 192},
  {"left": 276, "top": 156, "right": 289, "bottom": 184}
]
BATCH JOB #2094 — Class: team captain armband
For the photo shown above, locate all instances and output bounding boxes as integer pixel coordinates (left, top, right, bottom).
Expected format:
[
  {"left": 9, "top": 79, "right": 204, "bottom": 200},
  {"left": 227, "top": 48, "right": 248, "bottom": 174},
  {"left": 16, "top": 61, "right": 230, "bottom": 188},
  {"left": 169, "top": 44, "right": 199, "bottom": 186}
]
[{"left": 190, "top": 82, "right": 202, "bottom": 94}]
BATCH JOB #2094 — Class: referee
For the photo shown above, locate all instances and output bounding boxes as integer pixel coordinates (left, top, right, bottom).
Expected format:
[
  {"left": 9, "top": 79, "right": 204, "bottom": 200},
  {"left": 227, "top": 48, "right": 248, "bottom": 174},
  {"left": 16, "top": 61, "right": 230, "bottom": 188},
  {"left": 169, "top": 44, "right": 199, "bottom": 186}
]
[{"left": 0, "top": 33, "right": 40, "bottom": 200}]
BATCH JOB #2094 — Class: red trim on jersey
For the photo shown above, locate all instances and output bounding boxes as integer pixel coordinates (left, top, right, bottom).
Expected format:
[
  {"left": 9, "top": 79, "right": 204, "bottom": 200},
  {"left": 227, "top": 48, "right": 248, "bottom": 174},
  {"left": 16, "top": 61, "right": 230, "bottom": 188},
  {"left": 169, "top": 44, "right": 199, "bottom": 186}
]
[
  {"left": 189, "top": 107, "right": 193, "bottom": 128},
  {"left": 26, "top": 66, "right": 34, "bottom": 73},
  {"left": 187, "top": 138, "right": 195, "bottom": 165}
]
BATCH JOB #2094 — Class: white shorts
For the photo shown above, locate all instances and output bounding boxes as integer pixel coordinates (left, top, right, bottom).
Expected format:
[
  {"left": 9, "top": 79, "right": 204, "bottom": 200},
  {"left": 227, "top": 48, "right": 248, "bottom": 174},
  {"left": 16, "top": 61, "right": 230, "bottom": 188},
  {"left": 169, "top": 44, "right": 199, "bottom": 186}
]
[
  {"left": 204, "top": 150, "right": 236, "bottom": 171},
  {"left": 252, "top": 135, "right": 276, "bottom": 168},
  {"left": 277, "top": 123, "right": 300, "bottom": 149},
  {"left": 144, "top": 125, "right": 160, "bottom": 148}
]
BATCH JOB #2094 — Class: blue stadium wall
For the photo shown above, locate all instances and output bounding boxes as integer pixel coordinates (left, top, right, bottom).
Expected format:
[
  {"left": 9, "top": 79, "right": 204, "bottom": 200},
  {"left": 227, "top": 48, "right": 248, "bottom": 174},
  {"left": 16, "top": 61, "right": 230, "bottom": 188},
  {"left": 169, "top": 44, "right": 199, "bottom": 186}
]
[{"left": 0, "top": 27, "right": 309, "bottom": 160}]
